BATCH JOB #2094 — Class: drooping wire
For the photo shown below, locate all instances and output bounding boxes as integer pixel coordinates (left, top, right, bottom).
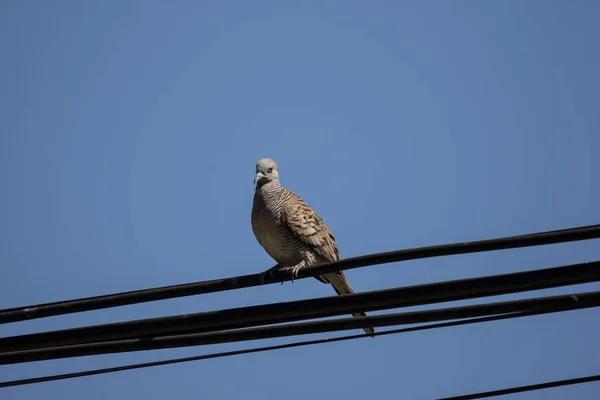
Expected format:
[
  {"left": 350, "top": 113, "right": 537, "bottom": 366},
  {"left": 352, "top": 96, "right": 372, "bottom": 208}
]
[
  {"left": 0, "top": 309, "right": 558, "bottom": 388},
  {"left": 439, "top": 374, "right": 600, "bottom": 399}
]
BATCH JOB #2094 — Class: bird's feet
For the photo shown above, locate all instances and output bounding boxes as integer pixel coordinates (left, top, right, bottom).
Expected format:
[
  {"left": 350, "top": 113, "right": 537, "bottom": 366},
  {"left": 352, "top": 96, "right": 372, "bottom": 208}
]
[
  {"left": 279, "top": 260, "right": 306, "bottom": 281},
  {"left": 259, "top": 263, "right": 282, "bottom": 285}
]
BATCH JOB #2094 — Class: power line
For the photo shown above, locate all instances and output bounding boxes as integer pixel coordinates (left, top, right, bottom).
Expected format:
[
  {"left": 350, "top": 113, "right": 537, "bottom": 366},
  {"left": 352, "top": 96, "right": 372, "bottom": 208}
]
[
  {"left": 2, "top": 260, "right": 598, "bottom": 353},
  {"left": 0, "top": 310, "right": 555, "bottom": 389},
  {"left": 440, "top": 374, "right": 600, "bottom": 399},
  {"left": 0, "top": 226, "right": 597, "bottom": 396},
  {"left": 2, "top": 290, "right": 598, "bottom": 365},
  {"left": 1, "top": 224, "right": 597, "bottom": 324}
]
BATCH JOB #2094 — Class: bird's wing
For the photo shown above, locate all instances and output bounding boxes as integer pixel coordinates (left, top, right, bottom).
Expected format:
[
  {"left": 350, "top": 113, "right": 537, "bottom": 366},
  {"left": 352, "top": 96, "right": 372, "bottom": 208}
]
[
  {"left": 280, "top": 190, "right": 374, "bottom": 336},
  {"left": 280, "top": 191, "right": 340, "bottom": 263}
]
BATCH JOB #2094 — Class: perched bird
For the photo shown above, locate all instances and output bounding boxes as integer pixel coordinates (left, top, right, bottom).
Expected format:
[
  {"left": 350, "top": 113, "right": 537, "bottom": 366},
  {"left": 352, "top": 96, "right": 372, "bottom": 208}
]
[{"left": 251, "top": 157, "right": 374, "bottom": 336}]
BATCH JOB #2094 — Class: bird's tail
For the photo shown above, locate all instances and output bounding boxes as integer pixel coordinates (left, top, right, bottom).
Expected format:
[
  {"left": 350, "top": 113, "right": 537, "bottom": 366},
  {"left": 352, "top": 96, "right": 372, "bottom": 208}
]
[{"left": 322, "top": 271, "right": 375, "bottom": 337}]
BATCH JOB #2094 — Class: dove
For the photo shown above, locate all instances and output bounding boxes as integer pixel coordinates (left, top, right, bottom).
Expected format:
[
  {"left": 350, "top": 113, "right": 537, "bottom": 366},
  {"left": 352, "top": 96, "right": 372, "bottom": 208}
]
[{"left": 251, "top": 157, "right": 374, "bottom": 336}]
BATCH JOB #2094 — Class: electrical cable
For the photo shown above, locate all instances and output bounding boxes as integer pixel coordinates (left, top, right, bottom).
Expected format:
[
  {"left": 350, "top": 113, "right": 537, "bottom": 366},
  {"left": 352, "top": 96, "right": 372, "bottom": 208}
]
[
  {"left": 2, "top": 260, "right": 598, "bottom": 353},
  {"left": 1, "top": 224, "right": 597, "bottom": 324},
  {"left": 1, "top": 290, "right": 597, "bottom": 365},
  {"left": 439, "top": 374, "right": 600, "bottom": 399},
  {"left": 0, "top": 309, "right": 582, "bottom": 389}
]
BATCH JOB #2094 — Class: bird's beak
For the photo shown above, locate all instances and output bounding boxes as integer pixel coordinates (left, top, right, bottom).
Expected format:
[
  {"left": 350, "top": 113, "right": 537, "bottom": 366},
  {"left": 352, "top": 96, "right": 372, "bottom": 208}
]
[{"left": 254, "top": 172, "right": 266, "bottom": 185}]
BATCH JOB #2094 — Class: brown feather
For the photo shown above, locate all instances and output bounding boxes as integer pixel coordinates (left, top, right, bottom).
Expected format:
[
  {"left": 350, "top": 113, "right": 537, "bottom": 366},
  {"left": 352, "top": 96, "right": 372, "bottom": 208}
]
[{"left": 280, "top": 192, "right": 340, "bottom": 263}]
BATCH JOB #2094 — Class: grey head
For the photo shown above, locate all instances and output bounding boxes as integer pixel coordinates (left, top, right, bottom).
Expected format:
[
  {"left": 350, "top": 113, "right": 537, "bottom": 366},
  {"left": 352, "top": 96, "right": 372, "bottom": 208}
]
[{"left": 253, "top": 158, "right": 280, "bottom": 186}]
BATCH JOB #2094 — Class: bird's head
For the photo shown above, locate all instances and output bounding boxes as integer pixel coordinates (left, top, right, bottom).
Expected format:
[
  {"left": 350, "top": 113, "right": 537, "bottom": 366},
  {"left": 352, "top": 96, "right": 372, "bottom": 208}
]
[{"left": 254, "top": 158, "right": 279, "bottom": 186}]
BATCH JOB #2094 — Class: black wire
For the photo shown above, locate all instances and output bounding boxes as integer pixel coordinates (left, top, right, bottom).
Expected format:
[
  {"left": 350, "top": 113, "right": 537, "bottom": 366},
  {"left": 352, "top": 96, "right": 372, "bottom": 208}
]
[
  {"left": 0, "top": 309, "right": 567, "bottom": 389},
  {"left": 2, "top": 290, "right": 598, "bottom": 365},
  {"left": 439, "top": 374, "right": 600, "bottom": 399},
  {"left": 2, "top": 224, "right": 598, "bottom": 324},
  {"left": 2, "top": 260, "right": 599, "bottom": 353}
]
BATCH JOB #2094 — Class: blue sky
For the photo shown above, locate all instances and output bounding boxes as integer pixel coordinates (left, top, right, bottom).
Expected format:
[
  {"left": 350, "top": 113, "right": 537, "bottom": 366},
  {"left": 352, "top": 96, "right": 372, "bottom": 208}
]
[{"left": 1, "top": 1, "right": 599, "bottom": 399}]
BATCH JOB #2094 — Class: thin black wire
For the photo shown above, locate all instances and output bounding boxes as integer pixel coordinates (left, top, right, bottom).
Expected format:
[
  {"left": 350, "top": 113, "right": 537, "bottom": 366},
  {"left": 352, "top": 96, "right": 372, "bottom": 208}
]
[
  {"left": 2, "top": 224, "right": 598, "bottom": 324},
  {"left": 2, "top": 260, "right": 598, "bottom": 353},
  {"left": 0, "top": 309, "right": 565, "bottom": 389},
  {"left": 439, "top": 374, "right": 600, "bottom": 399},
  {"left": 2, "top": 290, "right": 597, "bottom": 365}
]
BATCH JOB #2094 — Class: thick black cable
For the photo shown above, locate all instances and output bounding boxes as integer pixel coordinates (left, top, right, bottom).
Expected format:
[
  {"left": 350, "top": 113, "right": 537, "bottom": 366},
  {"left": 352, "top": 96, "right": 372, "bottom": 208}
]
[
  {"left": 0, "top": 311, "right": 547, "bottom": 388},
  {"left": 2, "top": 260, "right": 598, "bottom": 353},
  {"left": 439, "top": 374, "right": 600, "bottom": 399},
  {"left": 1, "top": 224, "right": 597, "bottom": 324},
  {"left": 1, "top": 290, "right": 598, "bottom": 365}
]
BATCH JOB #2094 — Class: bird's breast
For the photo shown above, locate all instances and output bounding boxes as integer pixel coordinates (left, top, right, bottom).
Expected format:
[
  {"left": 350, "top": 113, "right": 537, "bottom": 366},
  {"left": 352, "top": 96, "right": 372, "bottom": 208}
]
[{"left": 252, "top": 201, "right": 302, "bottom": 265}]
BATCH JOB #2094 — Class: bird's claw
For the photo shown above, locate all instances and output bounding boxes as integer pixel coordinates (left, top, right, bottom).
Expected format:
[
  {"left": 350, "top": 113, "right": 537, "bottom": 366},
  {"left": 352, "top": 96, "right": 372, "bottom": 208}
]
[
  {"left": 280, "top": 261, "right": 306, "bottom": 282},
  {"left": 261, "top": 261, "right": 305, "bottom": 284},
  {"left": 259, "top": 263, "right": 281, "bottom": 285}
]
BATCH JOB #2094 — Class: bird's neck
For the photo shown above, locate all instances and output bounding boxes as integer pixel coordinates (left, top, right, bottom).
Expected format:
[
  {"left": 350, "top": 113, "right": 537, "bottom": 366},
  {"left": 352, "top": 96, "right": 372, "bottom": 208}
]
[{"left": 256, "top": 180, "right": 284, "bottom": 202}]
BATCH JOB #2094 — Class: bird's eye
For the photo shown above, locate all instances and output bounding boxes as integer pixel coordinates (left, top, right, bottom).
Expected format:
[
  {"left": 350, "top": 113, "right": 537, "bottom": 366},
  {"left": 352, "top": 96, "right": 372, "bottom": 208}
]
[{"left": 268, "top": 166, "right": 274, "bottom": 173}]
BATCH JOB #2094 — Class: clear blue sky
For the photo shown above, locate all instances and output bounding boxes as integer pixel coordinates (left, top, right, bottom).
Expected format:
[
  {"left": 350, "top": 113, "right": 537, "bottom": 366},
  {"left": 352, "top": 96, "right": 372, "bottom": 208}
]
[{"left": 1, "top": 1, "right": 599, "bottom": 399}]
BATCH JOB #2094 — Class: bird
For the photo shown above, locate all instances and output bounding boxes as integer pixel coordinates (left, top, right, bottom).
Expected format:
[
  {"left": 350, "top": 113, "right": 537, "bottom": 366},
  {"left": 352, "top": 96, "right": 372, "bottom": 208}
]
[{"left": 251, "top": 157, "right": 374, "bottom": 336}]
